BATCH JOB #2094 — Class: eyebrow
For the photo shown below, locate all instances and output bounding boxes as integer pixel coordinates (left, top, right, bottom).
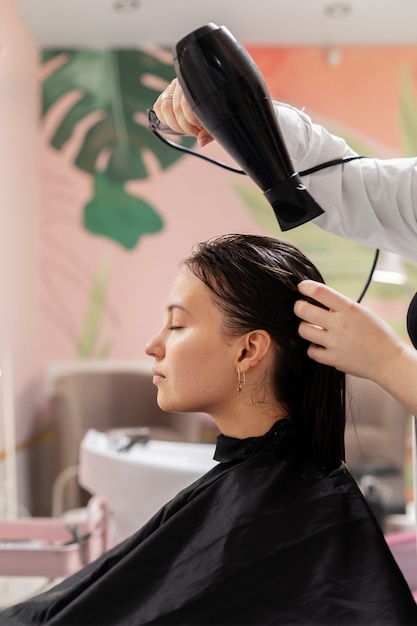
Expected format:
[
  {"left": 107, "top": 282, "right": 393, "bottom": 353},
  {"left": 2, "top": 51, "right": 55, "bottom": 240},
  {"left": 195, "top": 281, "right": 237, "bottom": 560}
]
[{"left": 167, "top": 303, "right": 189, "bottom": 314}]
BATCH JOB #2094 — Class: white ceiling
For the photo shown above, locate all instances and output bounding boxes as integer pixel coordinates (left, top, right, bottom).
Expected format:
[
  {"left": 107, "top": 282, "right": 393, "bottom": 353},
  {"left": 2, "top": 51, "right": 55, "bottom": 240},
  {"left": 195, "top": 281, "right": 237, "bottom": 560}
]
[{"left": 16, "top": 0, "right": 417, "bottom": 49}]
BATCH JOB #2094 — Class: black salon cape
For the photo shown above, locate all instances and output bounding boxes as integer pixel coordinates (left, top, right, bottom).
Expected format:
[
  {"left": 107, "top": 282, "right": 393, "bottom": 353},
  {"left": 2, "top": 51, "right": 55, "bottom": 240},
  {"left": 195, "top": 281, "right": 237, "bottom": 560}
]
[{"left": 1, "top": 420, "right": 417, "bottom": 625}]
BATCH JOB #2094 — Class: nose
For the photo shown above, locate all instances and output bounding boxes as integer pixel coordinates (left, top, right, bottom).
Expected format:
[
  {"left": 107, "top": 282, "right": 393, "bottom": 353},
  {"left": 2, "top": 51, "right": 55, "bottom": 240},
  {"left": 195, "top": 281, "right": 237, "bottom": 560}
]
[{"left": 145, "top": 330, "right": 164, "bottom": 359}]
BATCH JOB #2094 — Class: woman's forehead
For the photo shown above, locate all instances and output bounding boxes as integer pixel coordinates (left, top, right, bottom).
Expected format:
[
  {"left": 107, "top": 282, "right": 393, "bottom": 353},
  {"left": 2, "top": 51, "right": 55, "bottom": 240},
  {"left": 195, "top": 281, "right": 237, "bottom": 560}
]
[{"left": 167, "top": 268, "right": 212, "bottom": 311}]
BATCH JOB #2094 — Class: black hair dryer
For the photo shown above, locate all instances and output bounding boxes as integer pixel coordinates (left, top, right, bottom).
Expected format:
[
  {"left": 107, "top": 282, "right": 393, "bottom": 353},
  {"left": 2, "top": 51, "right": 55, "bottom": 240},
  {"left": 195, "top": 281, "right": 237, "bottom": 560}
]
[{"left": 173, "top": 23, "right": 324, "bottom": 231}]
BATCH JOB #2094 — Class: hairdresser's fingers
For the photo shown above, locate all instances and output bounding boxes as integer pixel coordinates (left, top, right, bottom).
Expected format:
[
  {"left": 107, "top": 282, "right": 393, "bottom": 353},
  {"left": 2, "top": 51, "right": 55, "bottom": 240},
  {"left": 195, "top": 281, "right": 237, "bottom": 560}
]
[
  {"left": 299, "top": 320, "right": 353, "bottom": 371},
  {"left": 179, "top": 92, "right": 214, "bottom": 146},
  {"left": 154, "top": 79, "right": 205, "bottom": 137},
  {"left": 297, "top": 319, "right": 330, "bottom": 348},
  {"left": 154, "top": 80, "right": 186, "bottom": 134},
  {"left": 306, "top": 342, "right": 334, "bottom": 367},
  {"left": 297, "top": 283, "right": 406, "bottom": 378},
  {"left": 196, "top": 128, "right": 214, "bottom": 147},
  {"left": 294, "top": 299, "right": 331, "bottom": 329},
  {"left": 171, "top": 84, "right": 202, "bottom": 136},
  {"left": 303, "top": 314, "right": 402, "bottom": 377},
  {"left": 297, "top": 317, "right": 338, "bottom": 368},
  {"left": 179, "top": 92, "right": 201, "bottom": 132},
  {"left": 297, "top": 280, "right": 352, "bottom": 312},
  {"left": 173, "top": 85, "right": 214, "bottom": 144},
  {"left": 153, "top": 79, "right": 183, "bottom": 132}
]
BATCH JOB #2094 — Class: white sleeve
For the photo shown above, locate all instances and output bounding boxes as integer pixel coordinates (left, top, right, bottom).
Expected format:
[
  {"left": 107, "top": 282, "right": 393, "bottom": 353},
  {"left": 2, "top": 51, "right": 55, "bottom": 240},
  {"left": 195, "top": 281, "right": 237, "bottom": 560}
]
[{"left": 274, "top": 102, "right": 417, "bottom": 262}]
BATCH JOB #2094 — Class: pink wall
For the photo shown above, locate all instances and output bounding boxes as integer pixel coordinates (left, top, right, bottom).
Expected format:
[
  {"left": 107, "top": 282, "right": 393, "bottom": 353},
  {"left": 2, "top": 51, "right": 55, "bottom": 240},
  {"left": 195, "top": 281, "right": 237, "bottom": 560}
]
[
  {"left": 0, "top": 0, "right": 41, "bottom": 510},
  {"left": 248, "top": 46, "right": 417, "bottom": 153}
]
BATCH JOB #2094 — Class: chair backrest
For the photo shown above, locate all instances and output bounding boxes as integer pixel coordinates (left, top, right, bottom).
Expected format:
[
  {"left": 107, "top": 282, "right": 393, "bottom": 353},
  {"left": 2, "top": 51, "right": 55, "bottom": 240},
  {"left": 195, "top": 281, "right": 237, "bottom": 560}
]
[
  {"left": 53, "top": 370, "right": 161, "bottom": 431},
  {"left": 345, "top": 374, "right": 410, "bottom": 469},
  {"left": 49, "top": 368, "right": 204, "bottom": 510}
]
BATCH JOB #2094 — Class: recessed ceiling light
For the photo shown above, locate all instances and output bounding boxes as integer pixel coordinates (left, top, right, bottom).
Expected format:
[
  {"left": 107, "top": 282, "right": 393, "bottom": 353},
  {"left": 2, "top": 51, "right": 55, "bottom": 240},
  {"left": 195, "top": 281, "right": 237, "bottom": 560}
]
[
  {"left": 113, "top": 0, "right": 141, "bottom": 13},
  {"left": 324, "top": 3, "right": 352, "bottom": 18},
  {"left": 325, "top": 48, "right": 342, "bottom": 67}
]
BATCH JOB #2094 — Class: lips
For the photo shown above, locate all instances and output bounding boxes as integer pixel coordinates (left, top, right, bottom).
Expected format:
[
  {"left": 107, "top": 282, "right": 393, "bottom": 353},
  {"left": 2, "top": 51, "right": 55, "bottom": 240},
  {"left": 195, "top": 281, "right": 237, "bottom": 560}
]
[{"left": 152, "top": 369, "right": 165, "bottom": 385}]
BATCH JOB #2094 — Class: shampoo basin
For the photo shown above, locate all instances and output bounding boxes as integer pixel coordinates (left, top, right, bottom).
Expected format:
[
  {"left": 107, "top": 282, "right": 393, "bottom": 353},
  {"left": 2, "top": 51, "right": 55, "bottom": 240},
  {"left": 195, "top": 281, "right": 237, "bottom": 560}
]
[{"left": 79, "top": 429, "right": 217, "bottom": 542}]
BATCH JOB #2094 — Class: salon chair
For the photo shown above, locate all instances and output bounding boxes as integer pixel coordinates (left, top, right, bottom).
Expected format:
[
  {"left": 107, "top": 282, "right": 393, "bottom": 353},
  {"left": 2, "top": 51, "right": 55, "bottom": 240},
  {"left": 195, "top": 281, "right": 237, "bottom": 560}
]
[
  {"left": 47, "top": 367, "right": 203, "bottom": 512},
  {"left": 345, "top": 375, "right": 410, "bottom": 526}
]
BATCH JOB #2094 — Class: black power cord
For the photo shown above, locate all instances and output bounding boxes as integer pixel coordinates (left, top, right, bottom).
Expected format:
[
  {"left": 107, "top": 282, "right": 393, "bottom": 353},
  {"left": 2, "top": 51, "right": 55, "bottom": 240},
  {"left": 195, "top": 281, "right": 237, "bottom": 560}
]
[{"left": 147, "top": 109, "right": 379, "bottom": 302}]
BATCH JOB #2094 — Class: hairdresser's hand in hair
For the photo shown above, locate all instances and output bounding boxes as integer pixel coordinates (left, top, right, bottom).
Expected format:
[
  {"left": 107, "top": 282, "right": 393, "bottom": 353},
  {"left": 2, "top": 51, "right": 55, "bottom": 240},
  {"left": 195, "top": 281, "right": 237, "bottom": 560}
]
[
  {"left": 294, "top": 280, "right": 417, "bottom": 415},
  {"left": 294, "top": 280, "right": 401, "bottom": 375},
  {"left": 153, "top": 78, "right": 213, "bottom": 147}
]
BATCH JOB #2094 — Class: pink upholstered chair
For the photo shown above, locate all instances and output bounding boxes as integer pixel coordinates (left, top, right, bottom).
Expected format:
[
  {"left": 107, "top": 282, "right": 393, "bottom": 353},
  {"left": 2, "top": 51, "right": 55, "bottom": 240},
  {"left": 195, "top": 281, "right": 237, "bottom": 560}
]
[
  {"left": 345, "top": 375, "right": 410, "bottom": 518},
  {"left": 48, "top": 368, "right": 204, "bottom": 511}
]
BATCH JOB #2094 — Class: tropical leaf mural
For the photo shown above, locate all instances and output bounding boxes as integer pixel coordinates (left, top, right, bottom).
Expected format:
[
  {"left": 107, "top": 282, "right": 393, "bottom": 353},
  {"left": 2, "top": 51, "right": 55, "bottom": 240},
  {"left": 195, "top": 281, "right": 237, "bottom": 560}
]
[
  {"left": 84, "top": 172, "right": 162, "bottom": 250},
  {"left": 399, "top": 62, "right": 417, "bottom": 293},
  {"left": 41, "top": 47, "right": 196, "bottom": 358},
  {"left": 42, "top": 48, "right": 196, "bottom": 249},
  {"left": 399, "top": 63, "right": 417, "bottom": 156},
  {"left": 77, "top": 258, "right": 112, "bottom": 359}
]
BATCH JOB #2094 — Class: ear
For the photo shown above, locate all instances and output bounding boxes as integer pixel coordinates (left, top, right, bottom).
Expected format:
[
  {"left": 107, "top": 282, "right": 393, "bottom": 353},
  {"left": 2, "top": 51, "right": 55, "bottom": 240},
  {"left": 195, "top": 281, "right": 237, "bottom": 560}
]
[{"left": 236, "top": 330, "right": 272, "bottom": 372}]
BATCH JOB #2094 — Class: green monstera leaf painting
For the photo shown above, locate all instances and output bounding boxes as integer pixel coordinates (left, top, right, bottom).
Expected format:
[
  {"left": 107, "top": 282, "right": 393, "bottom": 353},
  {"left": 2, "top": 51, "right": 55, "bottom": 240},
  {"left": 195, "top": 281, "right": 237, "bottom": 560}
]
[
  {"left": 42, "top": 48, "right": 195, "bottom": 249},
  {"left": 399, "top": 63, "right": 417, "bottom": 157},
  {"left": 41, "top": 48, "right": 195, "bottom": 358}
]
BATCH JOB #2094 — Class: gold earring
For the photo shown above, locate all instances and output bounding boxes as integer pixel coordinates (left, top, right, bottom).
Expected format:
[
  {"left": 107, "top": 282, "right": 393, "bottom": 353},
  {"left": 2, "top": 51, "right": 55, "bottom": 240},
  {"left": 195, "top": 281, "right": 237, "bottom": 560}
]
[{"left": 237, "top": 370, "right": 246, "bottom": 394}]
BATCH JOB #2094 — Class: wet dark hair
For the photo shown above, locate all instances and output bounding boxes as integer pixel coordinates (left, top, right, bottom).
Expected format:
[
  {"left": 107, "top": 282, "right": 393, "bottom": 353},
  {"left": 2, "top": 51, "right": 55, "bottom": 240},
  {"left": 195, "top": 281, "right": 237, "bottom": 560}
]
[{"left": 183, "top": 233, "right": 345, "bottom": 468}]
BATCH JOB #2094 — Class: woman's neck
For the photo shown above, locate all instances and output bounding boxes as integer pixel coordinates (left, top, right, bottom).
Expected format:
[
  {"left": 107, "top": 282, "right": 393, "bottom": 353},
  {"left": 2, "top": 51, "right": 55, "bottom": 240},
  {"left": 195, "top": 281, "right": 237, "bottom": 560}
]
[{"left": 212, "top": 402, "right": 288, "bottom": 439}]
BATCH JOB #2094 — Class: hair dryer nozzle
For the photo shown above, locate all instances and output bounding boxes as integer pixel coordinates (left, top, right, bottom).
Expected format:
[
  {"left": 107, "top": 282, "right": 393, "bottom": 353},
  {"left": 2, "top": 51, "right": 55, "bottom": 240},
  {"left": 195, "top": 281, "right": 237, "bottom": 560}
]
[
  {"left": 173, "top": 23, "right": 325, "bottom": 231},
  {"left": 265, "top": 174, "right": 324, "bottom": 231}
]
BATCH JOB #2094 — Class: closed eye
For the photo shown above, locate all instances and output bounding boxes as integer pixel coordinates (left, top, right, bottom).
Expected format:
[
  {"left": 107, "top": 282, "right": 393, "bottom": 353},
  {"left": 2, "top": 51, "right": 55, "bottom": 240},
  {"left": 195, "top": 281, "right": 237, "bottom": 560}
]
[{"left": 168, "top": 325, "right": 183, "bottom": 331}]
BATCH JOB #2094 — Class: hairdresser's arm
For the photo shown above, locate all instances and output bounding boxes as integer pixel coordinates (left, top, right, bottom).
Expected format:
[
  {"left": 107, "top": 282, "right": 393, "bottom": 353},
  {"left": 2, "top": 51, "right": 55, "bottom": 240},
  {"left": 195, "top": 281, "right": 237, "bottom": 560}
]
[
  {"left": 153, "top": 81, "right": 417, "bottom": 261},
  {"left": 275, "top": 103, "right": 417, "bottom": 262},
  {"left": 294, "top": 280, "right": 417, "bottom": 416}
]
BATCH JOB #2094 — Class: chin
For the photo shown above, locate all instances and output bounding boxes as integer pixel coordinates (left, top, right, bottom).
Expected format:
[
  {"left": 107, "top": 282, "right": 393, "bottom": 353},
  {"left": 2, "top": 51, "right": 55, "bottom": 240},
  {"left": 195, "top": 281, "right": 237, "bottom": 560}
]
[
  {"left": 157, "top": 395, "right": 201, "bottom": 415},
  {"left": 156, "top": 396, "right": 182, "bottom": 413}
]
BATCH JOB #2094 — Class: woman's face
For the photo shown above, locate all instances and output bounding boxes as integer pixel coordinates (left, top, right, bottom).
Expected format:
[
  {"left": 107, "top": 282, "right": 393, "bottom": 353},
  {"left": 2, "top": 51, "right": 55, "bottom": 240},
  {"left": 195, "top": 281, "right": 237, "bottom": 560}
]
[{"left": 145, "top": 267, "right": 242, "bottom": 417}]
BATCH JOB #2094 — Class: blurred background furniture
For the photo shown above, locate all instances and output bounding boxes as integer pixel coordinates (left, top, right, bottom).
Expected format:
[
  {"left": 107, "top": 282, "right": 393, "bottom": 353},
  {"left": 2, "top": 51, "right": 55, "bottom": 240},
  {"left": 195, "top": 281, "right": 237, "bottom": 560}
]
[
  {"left": 40, "top": 362, "right": 205, "bottom": 514},
  {"left": 0, "top": 495, "right": 111, "bottom": 609},
  {"left": 0, "top": 495, "right": 110, "bottom": 578},
  {"left": 345, "top": 374, "right": 411, "bottom": 526},
  {"left": 79, "top": 431, "right": 217, "bottom": 542},
  {"left": 31, "top": 365, "right": 411, "bottom": 524},
  {"left": 385, "top": 531, "right": 417, "bottom": 601}
]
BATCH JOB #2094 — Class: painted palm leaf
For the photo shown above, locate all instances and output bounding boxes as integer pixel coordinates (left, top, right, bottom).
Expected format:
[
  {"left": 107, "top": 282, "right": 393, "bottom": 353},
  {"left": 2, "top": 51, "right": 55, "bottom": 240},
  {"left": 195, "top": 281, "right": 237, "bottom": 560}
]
[
  {"left": 399, "top": 63, "right": 417, "bottom": 156},
  {"left": 42, "top": 49, "right": 194, "bottom": 179},
  {"left": 42, "top": 49, "right": 195, "bottom": 248}
]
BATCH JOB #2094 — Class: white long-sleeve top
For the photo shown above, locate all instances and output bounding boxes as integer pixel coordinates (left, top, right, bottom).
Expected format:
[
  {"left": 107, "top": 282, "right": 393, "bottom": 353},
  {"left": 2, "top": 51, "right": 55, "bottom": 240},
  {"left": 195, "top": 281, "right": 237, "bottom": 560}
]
[{"left": 275, "top": 102, "right": 417, "bottom": 262}]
